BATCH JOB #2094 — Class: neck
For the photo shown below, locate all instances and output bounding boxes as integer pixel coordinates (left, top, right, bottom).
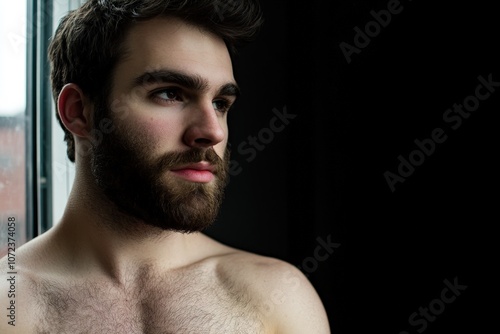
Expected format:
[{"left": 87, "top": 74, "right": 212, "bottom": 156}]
[{"left": 49, "top": 168, "right": 200, "bottom": 284}]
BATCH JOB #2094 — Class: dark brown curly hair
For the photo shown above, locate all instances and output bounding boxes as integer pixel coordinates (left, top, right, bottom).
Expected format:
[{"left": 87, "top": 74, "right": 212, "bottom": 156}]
[{"left": 48, "top": 0, "right": 263, "bottom": 162}]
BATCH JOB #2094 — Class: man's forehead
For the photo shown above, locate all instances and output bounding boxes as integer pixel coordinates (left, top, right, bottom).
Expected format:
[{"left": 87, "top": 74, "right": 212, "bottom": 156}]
[
  {"left": 123, "top": 16, "right": 229, "bottom": 60},
  {"left": 114, "top": 17, "right": 236, "bottom": 92}
]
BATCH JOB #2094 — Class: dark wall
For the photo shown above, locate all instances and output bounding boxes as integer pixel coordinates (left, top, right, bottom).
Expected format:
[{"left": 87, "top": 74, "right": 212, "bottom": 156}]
[{"left": 205, "top": 1, "right": 498, "bottom": 333}]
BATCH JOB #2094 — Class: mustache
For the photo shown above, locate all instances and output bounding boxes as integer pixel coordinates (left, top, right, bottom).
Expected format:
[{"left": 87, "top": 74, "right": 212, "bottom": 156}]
[{"left": 154, "top": 147, "right": 228, "bottom": 175}]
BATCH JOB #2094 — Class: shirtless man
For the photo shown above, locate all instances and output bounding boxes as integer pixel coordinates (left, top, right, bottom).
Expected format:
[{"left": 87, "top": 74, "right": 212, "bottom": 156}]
[{"left": 1, "top": 0, "right": 330, "bottom": 332}]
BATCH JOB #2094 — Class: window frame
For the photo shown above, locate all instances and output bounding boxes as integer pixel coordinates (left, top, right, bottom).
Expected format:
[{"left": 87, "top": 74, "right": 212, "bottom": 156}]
[{"left": 26, "top": 0, "right": 54, "bottom": 237}]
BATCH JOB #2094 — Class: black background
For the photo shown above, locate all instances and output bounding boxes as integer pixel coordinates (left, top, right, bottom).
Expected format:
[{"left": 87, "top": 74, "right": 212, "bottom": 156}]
[{"left": 205, "top": 0, "right": 498, "bottom": 333}]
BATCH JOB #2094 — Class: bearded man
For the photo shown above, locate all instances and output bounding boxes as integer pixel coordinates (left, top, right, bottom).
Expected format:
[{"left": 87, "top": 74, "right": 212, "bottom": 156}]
[{"left": 0, "top": 1, "right": 330, "bottom": 333}]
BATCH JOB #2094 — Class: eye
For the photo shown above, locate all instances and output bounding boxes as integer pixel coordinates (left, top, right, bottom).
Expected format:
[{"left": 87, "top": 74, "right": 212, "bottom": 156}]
[
  {"left": 151, "top": 88, "right": 182, "bottom": 103},
  {"left": 212, "top": 99, "right": 232, "bottom": 113}
]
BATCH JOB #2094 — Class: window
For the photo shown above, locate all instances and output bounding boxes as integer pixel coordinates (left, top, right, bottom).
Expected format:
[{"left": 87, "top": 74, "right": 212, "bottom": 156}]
[
  {"left": 0, "top": 2, "right": 28, "bottom": 257},
  {"left": 0, "top": 1, "right": 82, "bottom": 257},
  {"left": 51, "top": 0, "right": 83, "bottom": 229}
]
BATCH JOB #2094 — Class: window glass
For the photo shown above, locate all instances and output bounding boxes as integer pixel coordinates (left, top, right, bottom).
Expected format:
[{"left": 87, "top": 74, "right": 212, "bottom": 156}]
[
  {"left": 0, "top": 2, "right": 28, "bottom": 257},
  {"left": 51, "top": 0, "right": 81, "bottom": 226}
]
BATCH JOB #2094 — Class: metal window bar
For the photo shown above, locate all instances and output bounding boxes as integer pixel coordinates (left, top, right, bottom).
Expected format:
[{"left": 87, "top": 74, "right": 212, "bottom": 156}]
[{"left": 26, "top": 0, "right": 53, "bottom": 238}]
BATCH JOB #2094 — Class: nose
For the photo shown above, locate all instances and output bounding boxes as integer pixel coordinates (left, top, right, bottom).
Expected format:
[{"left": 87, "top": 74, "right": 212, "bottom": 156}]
[{"left": 182, "top": 101, "right": 226, "bottom": 148}]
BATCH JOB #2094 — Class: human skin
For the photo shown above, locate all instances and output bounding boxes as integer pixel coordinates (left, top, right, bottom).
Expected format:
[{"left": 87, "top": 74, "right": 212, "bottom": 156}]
[{"left": 0, "top": 17, "right": 330, "bottom": 333}]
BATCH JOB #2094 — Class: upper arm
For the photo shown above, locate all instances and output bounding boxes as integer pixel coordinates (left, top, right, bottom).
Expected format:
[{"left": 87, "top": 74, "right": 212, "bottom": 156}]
[
  {"left": 271, "top": 264, "right": 330, "bottom": 333},
  {"left": 247, "top": 258, "right": 330, "bottom": 334}
]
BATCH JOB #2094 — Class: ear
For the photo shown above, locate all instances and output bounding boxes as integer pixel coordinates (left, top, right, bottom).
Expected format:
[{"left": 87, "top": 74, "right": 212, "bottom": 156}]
[{"left": 57, "top": 83, "right": 92, "bottom": 138}]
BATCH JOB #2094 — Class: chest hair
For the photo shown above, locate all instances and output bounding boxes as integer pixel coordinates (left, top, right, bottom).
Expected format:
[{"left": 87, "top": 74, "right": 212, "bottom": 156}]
[{"left": 31, "top": 265, "right": 266, "bottom": 334}]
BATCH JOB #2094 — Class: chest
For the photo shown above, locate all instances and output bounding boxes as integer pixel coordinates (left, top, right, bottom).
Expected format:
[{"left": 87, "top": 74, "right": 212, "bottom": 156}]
[{"left": 32, "top": 273, "right": 267, "bottom": 334}]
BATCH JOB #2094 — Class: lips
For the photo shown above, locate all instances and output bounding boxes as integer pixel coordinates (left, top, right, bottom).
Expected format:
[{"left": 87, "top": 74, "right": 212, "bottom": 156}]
[{"left": 170, "top": 162, "right": 215, "bottom": 183}]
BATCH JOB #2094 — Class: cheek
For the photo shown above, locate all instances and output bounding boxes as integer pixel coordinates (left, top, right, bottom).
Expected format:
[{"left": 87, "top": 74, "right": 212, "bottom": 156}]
[
  {"left": 215, "top": 137, "right": 228, "bottom": 159},
  {"left": 122, "top": 114, "right": 182, "bottom": 151},
  {"left": 219, "top": 122, "right": 229, "bottom": 154}
]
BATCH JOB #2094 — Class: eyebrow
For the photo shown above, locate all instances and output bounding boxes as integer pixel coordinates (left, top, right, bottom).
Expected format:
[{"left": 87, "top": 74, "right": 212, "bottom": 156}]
[{"left": 133, "top": 69, "right": 240, "bottom": 97}]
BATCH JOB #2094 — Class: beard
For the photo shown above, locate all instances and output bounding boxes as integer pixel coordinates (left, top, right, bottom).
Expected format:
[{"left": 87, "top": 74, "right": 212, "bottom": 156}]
[{"left": 89, "top": 109, "right": 229, "bottom": 234}]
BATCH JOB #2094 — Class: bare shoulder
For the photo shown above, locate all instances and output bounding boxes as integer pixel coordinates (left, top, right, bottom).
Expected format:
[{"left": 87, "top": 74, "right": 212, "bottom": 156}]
[
  {"left": 0, "top": 254, "right": 38, "bottom": 333},
  {"left": 209, "top": 240, "right": 331, "bottom": 334},
  {"left": 0, "top": 234, "right": 54, "bottom": 333}
]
